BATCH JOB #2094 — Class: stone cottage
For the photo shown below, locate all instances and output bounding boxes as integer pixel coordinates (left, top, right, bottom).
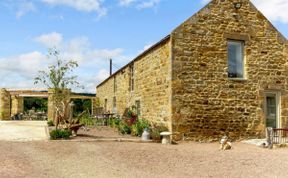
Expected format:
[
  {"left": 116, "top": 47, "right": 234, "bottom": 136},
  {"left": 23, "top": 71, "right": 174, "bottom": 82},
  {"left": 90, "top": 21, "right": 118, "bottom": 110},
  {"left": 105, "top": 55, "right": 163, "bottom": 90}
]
[{"left": 96, "top": 0, "right": 288, "bottom": 140}]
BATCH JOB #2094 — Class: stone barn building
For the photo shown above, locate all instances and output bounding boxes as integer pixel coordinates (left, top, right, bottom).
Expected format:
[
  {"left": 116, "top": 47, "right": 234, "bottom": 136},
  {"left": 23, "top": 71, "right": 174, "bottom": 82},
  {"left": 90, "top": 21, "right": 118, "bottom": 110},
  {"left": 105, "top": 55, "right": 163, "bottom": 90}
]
[{"left": 96, "top": 0, "right": 288, "bottom": 140}]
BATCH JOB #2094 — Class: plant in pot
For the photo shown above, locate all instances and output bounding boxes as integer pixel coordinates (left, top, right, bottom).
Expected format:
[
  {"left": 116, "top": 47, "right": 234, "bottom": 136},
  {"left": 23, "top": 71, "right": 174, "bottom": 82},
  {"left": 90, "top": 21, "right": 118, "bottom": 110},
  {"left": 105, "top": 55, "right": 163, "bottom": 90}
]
[
  {"left": 131, "top": 118, "right": 150, "bottom": 137},
  {"left": 127, "top": 105, "right": 137, "bottom": 126}
]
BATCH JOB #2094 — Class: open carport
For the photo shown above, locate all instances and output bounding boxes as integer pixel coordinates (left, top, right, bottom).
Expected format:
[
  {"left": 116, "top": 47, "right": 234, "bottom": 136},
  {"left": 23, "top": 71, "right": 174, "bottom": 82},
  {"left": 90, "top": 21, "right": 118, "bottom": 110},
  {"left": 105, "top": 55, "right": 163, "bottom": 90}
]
[{"left": 0, "top": 121, "right": 49, "bottom": 141}]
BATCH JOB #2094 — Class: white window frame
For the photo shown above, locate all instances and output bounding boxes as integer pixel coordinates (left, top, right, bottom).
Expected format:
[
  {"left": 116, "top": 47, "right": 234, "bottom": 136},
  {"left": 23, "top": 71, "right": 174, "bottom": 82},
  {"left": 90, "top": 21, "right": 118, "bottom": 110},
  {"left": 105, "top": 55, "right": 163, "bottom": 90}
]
[
  {"left": 264, "top": 92, "right": 281, "bottom": 129},
  {"left": 227, "top": 40, "right": 245, "bottom": 79}
]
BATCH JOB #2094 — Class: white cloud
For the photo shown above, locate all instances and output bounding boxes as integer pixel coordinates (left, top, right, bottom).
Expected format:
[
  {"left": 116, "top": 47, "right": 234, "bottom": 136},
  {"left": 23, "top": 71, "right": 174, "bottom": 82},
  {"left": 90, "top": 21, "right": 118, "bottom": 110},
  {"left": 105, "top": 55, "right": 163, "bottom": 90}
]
[
  {"left": 0, "top": 32, "right": 169, "bottom": 93},
  {"left": 0, "top": 32, "right": 130, "bottom": 93},
  {"left": 252, "top": 0, "right": 288, "bottom": 24},
  {"left": 95, "top": 69, "right": 110, "bottom": 82},
  {"left": 16, "top": 1, "right": 36, "bottom": 18},
  {"left": 143, "top": 43, "right": 153, "bottom": 51},
  {"left": 88, "top": 48, "right": 124, "bottom": 60},
  {"left": 42, "top": 0, "right": 107, "bottom": 18},
  {"left": 34, "top": 32, "right": 63, "bottom": 48},
  {"left": 0, "top": 51, "right": 47, "bottom": 89},
  {"left": 118, "top": 0, "right": 161, "bottom": 9},
  {"left": 137, "top": 0, "right": 161, "bottom": 9},
  {"left": 34, "top": 32, "right": 129, "bottom": 64},
  {"left": 118, "top": 0, "right": 137, "bottom": 7},
  {"left": 32, "top": 32, "right": 130, "bottom": 92},
  {"left": 0, "top": 51, "right": 46, "bottom": 76},
  {"left": 8, "top": 0, "right": 163, "bottom": 19},
  {"left": 138, "top": 42, "right": 154, "bottom": 54},
  {"left": 77, "top": 69, "right": 109, "bottom": 93},
  {"left": 201, "top": 0, "right": 288, "bottom": 24}
]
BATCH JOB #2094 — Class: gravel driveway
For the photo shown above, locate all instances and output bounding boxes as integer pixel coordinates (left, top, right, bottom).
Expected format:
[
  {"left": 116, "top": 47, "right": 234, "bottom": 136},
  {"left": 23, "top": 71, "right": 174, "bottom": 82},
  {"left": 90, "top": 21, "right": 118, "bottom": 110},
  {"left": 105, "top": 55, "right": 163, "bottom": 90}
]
[{"left": 1, "top": 139, "right": 288, "bottom": 178}]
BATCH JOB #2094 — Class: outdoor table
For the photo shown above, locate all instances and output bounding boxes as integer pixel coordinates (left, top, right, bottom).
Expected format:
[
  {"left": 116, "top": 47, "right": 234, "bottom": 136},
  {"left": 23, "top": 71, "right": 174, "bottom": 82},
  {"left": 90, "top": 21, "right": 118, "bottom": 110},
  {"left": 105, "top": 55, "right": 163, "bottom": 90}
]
[{"left": 94, "top": 113, "right": 115, "bottom": 126}]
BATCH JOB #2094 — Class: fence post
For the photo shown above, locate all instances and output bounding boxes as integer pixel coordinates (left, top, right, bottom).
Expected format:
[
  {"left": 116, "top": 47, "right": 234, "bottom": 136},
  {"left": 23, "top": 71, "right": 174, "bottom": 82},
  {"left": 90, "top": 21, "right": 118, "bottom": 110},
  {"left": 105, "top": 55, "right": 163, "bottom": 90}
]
[{"left": 266, "top": 127, "right": 273, "bottom": 149}]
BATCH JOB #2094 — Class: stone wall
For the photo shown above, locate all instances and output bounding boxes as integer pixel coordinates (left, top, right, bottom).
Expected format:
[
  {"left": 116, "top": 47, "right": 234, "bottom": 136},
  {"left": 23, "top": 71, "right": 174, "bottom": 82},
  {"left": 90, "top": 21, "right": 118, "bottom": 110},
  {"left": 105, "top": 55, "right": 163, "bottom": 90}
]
[
  {"left": 0, "top": 88, "right": 11, "bottom": 120},
  {"left": 47, "top": 88, "right": 71, "bottom": 121},
  {"left": 171, "top": 0, "right": 288, "bottom": 140},
  {"left": 11, "top": 96, "right": 24, "bottom": 116},
  {"left": 285, "top": 42, "right": 288, "bottom": 63},
  {"left": 97, "top": 39, "right": 172, "bottom": 129},
  {"left": 91, "top": 97, "right": 99, "bottom": 115}
]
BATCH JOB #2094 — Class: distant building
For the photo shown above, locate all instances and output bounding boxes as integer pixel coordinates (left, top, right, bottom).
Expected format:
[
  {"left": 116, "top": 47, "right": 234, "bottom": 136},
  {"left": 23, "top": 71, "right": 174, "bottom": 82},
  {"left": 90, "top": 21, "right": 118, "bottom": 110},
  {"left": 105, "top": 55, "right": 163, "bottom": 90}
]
[
  {"left": 96, "top": 0, "right": 288, "bottom": 140},
  {"left": 0, "top": 88, "right": 96, "bottom": 120}
]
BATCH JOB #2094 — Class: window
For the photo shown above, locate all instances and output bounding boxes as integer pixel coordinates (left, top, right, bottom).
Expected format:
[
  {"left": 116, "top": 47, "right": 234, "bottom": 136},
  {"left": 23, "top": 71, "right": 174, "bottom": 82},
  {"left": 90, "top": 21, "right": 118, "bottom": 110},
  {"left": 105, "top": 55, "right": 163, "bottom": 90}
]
[
  {"left": 114, "top": 76, "right": 117, "bottom": 93},
  {"left": 112, "top": 97, "right": 117, "bottom": 113},
  {"left": 104, "top": 99, "right": 108, "bottom": 113},
  {"left": 129, "top": 63, "right": 135, "bottom": 91},
  {"left": 228, "top": 41, "right": 244, "bottom": 78},
  {"left": 135, "top": 100, "right": 140, "bottom": 116}
]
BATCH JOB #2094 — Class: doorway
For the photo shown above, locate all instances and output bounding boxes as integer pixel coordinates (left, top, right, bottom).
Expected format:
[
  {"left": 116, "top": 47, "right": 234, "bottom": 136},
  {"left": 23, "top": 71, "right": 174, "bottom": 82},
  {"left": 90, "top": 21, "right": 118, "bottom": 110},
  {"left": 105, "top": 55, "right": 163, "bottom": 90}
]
[{"left": 265, "top": 92, "right": 280, "bottom": 128}]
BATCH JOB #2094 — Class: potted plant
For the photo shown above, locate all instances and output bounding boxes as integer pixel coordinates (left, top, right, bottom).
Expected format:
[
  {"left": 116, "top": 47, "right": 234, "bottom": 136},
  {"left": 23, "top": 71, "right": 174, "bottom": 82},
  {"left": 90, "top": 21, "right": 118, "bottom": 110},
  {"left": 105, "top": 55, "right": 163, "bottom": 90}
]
[{"left": 127, "top": 105, "right": 137, "bottom": 125}]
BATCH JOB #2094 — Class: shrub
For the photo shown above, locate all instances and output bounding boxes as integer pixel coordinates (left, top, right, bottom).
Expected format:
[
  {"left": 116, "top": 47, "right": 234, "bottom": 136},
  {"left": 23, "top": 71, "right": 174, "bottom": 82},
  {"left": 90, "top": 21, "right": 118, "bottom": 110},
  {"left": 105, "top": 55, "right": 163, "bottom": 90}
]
[
  {"left": 118, "top": 121, "right": 131, "bottom": 135},
  {"left": 131, "top": 119, "right": 150, "bottom": 136},
  {"left": 126, "top": 106, "right": 137, "bottom": 125},
  {"left": 107, "top": 117, "right": 121, "bottom": 128},
  {"left": 50, "top": 129, "right": 72, "bottom": 140},
  {"left": 131, "top": 124, "right": 138, "bottom": 136},
  {"left": 114, "top": 117, "right": 121, "bottom": 126},
  {"left": 79, "top": 113, "right": 94, "bottom": 126},
  {"left": 47, "top": 120, "right": 54, "bottom": 127},
  {"left": 127, "top": 105, "right": 137, "bottom": 118},
  {"left": 150, "top": 124, "right": 168, "bottom": 141},
  {"left": 107, "top": 118, "right": 114, "bottom": 127}
]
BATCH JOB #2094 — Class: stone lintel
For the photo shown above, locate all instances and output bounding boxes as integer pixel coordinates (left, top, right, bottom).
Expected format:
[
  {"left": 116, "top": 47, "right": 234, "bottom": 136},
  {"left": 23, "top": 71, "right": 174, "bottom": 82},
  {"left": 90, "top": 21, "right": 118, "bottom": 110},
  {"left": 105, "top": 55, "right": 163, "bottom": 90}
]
[{"left": 224, "top": 33, "right": 250, "bottom": 42}]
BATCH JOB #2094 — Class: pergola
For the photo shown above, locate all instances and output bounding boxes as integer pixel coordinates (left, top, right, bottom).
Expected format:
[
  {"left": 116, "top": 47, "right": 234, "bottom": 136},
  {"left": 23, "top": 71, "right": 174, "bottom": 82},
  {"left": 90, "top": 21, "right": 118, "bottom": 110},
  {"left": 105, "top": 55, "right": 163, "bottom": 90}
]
[{"left": 0, "top": 88, "right": 96, "bottom": 120}]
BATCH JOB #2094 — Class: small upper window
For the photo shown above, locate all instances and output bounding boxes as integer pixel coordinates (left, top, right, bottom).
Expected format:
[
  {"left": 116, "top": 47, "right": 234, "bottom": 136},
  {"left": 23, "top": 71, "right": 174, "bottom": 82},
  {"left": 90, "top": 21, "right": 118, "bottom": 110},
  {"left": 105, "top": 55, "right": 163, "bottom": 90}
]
[
  {"left": 228, "top": 41, "right": 244, "bottom": 78},
  {"left": 112, "top": 97, "right": 117, "bottom": 113},
  {"left": 129, "top": 63, "right": 135, "bottom": 91},
  {"left": 114, "top": 76, "right": 117, "bottom": 93},
  {"left": 135, "top": 100, "right": 141, "bottom": 116},
  {"left": 104, "top": 99, "right": 108, "bottom": 113}
]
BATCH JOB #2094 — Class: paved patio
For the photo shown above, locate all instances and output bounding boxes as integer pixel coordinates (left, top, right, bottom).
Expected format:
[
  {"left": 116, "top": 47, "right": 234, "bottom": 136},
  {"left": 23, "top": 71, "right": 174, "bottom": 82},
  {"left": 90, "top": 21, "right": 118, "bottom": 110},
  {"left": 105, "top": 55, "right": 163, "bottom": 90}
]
[{"left": 0, "top": 121, "right": 49, "bottom": 141}]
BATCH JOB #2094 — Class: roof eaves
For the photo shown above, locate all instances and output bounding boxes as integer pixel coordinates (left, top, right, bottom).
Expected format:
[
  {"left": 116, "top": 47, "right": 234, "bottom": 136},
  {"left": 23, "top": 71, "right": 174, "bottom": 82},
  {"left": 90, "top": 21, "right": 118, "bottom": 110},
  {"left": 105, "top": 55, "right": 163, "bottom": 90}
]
[{"left": 96, "top": 35, "right": 171, "bottom": 88}]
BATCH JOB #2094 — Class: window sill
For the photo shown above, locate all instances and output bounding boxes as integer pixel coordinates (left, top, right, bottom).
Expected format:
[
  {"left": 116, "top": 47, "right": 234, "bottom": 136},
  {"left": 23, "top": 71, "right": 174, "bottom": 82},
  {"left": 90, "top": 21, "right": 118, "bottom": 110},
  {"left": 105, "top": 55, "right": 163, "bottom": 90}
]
[{"left": 228, "top": 78, "right": 248, "bottom": 82}]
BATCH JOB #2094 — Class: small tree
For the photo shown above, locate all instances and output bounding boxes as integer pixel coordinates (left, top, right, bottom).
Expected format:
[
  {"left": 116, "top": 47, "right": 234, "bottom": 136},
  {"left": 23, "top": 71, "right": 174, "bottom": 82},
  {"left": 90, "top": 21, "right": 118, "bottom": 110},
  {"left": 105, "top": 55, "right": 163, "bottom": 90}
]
[{"left": 34, "top": 48, "right": 83, "bottom": 128}]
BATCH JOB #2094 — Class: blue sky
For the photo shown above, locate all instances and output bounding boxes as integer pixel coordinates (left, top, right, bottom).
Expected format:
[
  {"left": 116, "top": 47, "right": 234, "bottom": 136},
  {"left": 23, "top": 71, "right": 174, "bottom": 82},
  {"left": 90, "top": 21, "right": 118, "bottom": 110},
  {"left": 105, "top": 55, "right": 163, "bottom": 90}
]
[{"left": 0, "top": 0, "right": 287, "bottom": 93}]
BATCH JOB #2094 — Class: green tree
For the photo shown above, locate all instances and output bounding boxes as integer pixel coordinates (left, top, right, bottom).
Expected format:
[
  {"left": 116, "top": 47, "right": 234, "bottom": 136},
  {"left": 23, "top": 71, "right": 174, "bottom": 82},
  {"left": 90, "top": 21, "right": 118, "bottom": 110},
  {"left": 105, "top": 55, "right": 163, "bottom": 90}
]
[
  {"left": 72, "top": 99, "right": 92, "bottom": 116},
  {"left": 34, "top": 48, "right": 83, "bottom": 128},
  {"left": 24, "top": 97, "right": 48, "bottom": 112}
]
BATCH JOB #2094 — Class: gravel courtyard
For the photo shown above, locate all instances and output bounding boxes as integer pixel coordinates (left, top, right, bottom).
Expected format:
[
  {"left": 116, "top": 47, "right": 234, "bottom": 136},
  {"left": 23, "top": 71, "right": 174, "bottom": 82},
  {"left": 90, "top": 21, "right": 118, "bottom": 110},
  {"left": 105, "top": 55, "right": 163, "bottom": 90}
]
[{"left": 1, "top": 127, "right": 288, "bottom": 178}]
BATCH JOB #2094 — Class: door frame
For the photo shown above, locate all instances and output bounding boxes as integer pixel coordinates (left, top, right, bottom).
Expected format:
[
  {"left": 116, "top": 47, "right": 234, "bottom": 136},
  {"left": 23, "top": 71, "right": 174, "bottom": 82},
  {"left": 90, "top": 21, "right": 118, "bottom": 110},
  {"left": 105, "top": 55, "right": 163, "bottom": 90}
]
[{"left": 264, "top": 91, "right": 281, "bottom": 128}]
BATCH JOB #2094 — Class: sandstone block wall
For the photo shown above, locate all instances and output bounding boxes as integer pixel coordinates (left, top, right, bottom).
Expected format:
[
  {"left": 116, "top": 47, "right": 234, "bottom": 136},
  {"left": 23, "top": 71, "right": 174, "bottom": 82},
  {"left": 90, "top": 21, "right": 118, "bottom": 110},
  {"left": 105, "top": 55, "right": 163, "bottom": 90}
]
[
  {"left": 171, "top": 0, "right": 288, "bottom": 140},
  {"left": 47, "top": 88, "right": 71, "bottom": 121},
  {"left": 11, "top": 96, "right": 24, "bottom": 116},
  {"left": 97, "top": 39, "right": 172, "bottom": 129},
  {"left": 0, "top": 88, "right": 11, "bottom": 120},
  {"left": 91, "top": 97, "right": 99, "bottom": 115}
]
